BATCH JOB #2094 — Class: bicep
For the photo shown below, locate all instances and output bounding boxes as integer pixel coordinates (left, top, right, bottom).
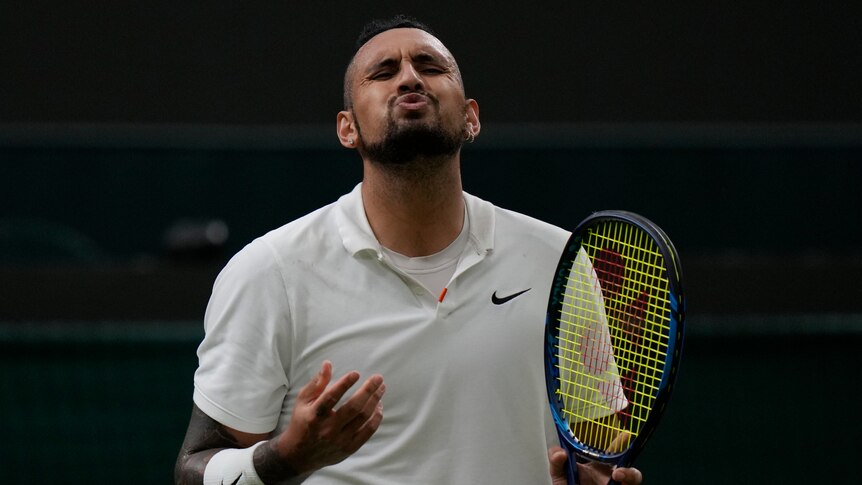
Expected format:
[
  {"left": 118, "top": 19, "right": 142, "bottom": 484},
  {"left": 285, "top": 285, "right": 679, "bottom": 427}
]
[{"left": 174, "top": 404, "right": 271, "bottom": 484}]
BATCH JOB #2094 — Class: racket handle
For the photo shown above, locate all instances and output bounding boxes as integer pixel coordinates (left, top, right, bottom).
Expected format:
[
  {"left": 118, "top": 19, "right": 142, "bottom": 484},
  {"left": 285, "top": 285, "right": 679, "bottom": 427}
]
[{"left": 565, "top": 449, "right": 578, "bottom": 485}]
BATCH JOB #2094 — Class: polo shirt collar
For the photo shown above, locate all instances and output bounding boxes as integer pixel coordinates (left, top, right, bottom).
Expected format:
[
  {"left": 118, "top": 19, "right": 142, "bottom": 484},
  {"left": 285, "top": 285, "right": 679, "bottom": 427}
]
[{"left": 335, "top": 183, "right": 495, "bottom": 258}]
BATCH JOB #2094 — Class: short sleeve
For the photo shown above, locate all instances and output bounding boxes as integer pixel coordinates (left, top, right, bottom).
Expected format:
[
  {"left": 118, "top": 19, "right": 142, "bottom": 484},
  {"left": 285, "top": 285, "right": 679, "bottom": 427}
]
[{"left": 193, "top": 238, "right": 292, "bottom": 434}]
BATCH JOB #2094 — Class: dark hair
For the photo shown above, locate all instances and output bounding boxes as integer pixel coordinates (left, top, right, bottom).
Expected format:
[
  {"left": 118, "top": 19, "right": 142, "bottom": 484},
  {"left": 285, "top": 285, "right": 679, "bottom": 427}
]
[{"left": 353, "top": 15, "right": 436, "bottom": 52}]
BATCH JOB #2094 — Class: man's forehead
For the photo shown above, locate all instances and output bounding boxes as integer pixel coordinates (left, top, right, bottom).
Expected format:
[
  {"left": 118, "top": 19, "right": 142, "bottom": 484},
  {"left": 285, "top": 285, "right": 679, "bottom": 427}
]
[{"left": 355, "top": 28, "right": 453, "bottom": 66}]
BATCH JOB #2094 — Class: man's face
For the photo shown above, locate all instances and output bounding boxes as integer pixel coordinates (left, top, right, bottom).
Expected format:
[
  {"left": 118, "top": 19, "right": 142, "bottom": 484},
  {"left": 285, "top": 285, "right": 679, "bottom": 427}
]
[{"left": 345, "top": 28, "right": 473, "bottom": 165}]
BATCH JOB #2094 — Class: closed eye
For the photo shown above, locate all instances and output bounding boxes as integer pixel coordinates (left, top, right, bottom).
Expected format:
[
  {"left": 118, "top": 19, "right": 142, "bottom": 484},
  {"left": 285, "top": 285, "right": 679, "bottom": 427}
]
[{"left": 370, "top": 71, "right": 394, "bottom": 80}]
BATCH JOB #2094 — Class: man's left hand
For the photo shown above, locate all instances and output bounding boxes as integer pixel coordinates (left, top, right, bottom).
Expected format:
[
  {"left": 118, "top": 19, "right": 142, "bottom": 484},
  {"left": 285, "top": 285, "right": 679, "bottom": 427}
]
[{"left": 548, "top": 446, "right": 643, "bottom": 485}]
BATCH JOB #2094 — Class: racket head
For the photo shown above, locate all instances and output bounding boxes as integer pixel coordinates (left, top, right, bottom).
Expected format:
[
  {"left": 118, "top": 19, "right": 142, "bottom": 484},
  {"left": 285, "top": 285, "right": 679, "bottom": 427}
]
[{"left": 544, "top": 210, "right": 685, "bottom": 467}]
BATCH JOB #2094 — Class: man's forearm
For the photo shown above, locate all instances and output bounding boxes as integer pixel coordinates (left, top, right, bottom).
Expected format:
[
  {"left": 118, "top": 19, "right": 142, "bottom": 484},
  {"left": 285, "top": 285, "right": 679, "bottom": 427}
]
[
  {"left": 175, "top": 448, "right": 220, "bottom": 485},
  {"left": 174, "top": 406, "right": 304, "bottom": 485},
  {"left": 176, "top": 439, "right": 307, "bottom": 485}
]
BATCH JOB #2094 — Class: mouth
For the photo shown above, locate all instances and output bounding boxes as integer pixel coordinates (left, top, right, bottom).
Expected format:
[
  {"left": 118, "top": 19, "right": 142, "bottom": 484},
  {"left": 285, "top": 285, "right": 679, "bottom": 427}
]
[{"left": 395, "top": 93, "right": 430, "bottom": 111}]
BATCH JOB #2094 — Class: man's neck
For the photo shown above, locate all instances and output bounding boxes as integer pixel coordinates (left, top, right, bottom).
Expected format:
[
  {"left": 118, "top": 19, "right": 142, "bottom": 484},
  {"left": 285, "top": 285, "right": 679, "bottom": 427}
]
[{"left": 361, "top": 156, "right": 465, "bottom": 257}]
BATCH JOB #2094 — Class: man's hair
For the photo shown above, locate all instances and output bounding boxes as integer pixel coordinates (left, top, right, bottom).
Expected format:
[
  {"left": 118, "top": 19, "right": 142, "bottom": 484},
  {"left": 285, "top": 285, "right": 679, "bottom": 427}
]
[
  {"left": 343, "top": 15, "right": 457, "bottom": 110},
  {"left": 353, "top": 15, "right": 436, "bottom": 52}
]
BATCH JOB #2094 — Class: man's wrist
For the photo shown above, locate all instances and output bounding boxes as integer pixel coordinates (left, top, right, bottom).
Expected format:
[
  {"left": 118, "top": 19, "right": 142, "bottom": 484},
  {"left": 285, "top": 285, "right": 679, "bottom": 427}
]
[
  {"left": 203, "top": 442, "right": 266, "bottom": 485},
  {"left": 252, "top": 438, "right": 310, "bottom": 484}
]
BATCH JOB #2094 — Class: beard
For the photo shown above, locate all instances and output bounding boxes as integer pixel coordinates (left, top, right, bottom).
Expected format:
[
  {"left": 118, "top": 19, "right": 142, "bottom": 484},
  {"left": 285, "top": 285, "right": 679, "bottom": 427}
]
[{"left": 359, "top": 112, "right": 465, "bottom": 172}]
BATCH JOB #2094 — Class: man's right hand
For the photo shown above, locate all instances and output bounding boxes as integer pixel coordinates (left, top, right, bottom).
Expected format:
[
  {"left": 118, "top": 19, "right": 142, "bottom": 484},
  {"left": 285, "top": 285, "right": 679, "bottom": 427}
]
[
  {"left": 266, "top": 361, "right": 386, "bottom": 478},
  {"left": 174, "top": 361, "right": 385, "bottom": 485}
]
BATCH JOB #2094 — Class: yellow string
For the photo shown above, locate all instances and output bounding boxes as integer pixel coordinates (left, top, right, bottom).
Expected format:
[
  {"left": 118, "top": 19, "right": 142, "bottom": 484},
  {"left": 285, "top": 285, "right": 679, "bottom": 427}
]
[{"left": 554, "top": 220, "right": 671, "bottom": 452}]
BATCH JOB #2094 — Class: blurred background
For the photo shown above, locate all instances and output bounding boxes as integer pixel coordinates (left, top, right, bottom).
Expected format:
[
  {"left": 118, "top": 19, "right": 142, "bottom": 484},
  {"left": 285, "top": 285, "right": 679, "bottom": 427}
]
[{"left": 1, "top": 2, "right": 860, "bottom": 483}]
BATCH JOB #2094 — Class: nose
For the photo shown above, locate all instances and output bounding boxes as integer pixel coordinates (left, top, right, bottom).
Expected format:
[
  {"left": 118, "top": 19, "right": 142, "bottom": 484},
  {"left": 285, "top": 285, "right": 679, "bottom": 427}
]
[{"left": 396, "top": 61, "right": 424, "bottom": 93}]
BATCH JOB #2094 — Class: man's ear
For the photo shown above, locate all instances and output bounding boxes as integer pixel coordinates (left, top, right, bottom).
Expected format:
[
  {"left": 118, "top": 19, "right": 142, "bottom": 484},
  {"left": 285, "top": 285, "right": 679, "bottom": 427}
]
[
  {"left": 465, "top": 99, "right": 480, "bottom": 140},
  {"left": 337, "top": 111, "right": 358, "bottom": 148}
]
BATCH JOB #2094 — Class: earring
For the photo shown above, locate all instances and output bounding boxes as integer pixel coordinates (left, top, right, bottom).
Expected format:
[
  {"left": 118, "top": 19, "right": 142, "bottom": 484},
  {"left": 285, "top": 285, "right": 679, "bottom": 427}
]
[
  {"left": 348, "top": 138, "right": 354, "bottom": 145},
  {"left": 465, "top": 129, "right": 475, "bottom": 144}
]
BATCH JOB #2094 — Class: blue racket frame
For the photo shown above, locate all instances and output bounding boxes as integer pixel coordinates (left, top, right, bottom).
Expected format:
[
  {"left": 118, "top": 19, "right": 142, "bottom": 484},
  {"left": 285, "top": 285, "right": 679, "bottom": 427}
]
[{"left": 544, "top": 211, "right": 685, "bottom": 484}]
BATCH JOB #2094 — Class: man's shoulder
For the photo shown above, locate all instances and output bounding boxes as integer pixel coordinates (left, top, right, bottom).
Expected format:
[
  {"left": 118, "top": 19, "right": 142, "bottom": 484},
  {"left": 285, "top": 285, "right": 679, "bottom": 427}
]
[
  {"left": 262, "top": 200, "right": 340, "bottom": 243},
  {"left": 491, "top": 203, "right": 570, "bottom": 241},
  {"left": 227, "top": 199, "right": 343, "bottom": 270},
  {"left": 258, "top": 185, "right": 362, "bottom": 251}
]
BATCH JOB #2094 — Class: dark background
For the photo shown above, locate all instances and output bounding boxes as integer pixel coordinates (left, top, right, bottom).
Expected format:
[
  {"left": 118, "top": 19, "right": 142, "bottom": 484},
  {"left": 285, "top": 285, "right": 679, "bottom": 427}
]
[
  {"left": 2, "top": 2, "right": 861, "bottom": 483},
  {"left": 2, "top": 2, "right": 861, "bottom": 124}
]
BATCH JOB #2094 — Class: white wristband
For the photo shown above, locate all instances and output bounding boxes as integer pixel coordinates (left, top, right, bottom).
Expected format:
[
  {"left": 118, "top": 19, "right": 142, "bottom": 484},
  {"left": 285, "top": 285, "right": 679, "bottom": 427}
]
[{"left": 203, "top": 441, "right": 267, "bottom": 485}]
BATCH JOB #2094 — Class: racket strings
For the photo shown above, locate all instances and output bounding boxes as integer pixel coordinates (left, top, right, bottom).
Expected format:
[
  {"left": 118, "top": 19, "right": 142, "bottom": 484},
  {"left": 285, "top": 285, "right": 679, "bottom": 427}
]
[
  {"left": 554, "top": 221, "right": 671, "bottom": 455},
  {"left": 559, "top": 284, "right": 667, "bottom": 374}
]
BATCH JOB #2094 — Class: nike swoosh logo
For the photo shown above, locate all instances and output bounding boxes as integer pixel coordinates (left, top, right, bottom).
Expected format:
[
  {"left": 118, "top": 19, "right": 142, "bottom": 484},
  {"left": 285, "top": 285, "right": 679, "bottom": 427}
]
[{"left": 491, "top": 288, "right": 531, "bottom": 305}]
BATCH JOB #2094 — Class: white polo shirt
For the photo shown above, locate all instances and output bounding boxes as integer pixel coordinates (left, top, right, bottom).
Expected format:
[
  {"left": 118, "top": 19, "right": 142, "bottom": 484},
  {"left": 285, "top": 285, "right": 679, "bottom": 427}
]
[{"left": 194, "top": 183, "right": 571, "bottom": 484}]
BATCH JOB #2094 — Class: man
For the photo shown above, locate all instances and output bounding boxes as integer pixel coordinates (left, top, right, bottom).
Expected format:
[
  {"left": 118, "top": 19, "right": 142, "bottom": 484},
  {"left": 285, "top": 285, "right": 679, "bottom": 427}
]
[{"left": 175, "top": 16, "right": 643, "bottom": 485}]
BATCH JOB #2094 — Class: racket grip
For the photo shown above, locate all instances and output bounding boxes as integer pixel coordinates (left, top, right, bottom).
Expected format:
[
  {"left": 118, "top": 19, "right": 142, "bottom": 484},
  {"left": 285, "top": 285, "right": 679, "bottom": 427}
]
[{"left": 565, "top": 449, "right": 578, "bottom": 485}]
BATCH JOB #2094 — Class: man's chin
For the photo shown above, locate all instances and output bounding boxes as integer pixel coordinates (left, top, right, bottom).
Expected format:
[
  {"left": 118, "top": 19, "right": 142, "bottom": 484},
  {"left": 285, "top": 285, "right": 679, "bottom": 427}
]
[
  {"left": 363, "top": 123, "right": 463, "bottom": 167},
  {"left": 390, "top": 115, "right": 435, "bottom": 131}
]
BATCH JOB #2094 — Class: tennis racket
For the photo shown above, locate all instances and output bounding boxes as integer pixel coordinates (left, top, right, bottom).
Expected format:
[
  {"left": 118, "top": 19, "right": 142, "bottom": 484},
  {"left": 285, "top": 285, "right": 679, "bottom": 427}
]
[{"left": 544, "top": 210, "right": 685, "bottom": 485}]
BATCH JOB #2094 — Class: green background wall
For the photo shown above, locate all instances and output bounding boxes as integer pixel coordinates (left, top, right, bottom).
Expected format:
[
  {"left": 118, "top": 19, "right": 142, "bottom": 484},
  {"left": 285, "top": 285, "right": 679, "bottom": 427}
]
[{"left": 3, "top": 316, "right": 860, "bottom": 484}]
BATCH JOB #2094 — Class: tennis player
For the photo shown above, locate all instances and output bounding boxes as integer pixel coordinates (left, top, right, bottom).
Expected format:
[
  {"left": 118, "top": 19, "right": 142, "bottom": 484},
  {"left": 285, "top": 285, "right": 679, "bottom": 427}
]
[{"left": 175, "top": 15, "right": 643, "bottom": 485}]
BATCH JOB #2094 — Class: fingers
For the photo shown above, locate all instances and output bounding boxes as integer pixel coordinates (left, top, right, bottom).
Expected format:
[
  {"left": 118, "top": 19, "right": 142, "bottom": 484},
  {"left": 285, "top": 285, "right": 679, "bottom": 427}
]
[
  {"left": 297, "top": 361, "right": 383, "bottom": 428},
  {"left": 606, "top": 431, "right": 631, "bottom": 454},
  {"left": 547, "top": 446, "right": 570, "bottom": 485},
  {"left": 343, "top": 395, "right": 384, "bottom": 452},
  {"left": 297, "top": 360, "right": 336, "bottom": 403},
  {"left": 301, "top": 361, "right": 385, "bottom": 433},
  {"left": 276, "top": 365, "right": 386, "bottom": 474},
  {"left": 552, "top": 445, "right": 642, "bottom": 485},
  {"left": 342, "top": 376, "right": 385, "bottom": 427},
  {"left": 312, "top": 369, "right": 362, "bottom": 418},
  {"left": 307, "top": 369, "right": 385, "bottom": 456},
  {"left": 327, "top": 374, "right": 385, "bottom": 430},
  {"left": 612, "top": 466, "right": 643, "bottom": 485}
]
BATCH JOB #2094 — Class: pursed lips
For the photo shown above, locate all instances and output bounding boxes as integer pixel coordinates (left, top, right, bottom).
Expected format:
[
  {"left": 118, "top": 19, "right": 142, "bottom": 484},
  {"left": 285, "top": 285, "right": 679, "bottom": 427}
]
[{"left": 394, "top": 92, "right": 431, "bottom": 110}]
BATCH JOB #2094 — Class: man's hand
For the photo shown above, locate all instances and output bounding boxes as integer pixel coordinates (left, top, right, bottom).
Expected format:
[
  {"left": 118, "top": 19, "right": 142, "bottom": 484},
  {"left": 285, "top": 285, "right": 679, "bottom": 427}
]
[
  {"left": 548, "top": 446, "right": 643, "bottom": 485},
  {"left": 271, "top": 361, "right": 386, "bottom": 476}
]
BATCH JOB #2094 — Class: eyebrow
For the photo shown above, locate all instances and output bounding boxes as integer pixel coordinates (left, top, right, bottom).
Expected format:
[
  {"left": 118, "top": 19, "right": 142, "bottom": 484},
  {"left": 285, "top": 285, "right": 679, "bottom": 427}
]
[
  {"left": 412, "top": 52, "right": 446, "bottom": 65},
  {"left": 366, "top": 51, "right": 449, "bottom": 73}
]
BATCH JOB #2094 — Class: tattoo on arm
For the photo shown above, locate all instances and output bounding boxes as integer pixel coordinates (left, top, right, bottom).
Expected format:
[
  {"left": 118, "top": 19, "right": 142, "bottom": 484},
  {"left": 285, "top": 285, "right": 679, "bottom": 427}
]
[
  {"left": 252, "top": 440, "right": 302, "bottom": 484},
  {"left": 175, "top": 405, "right": 303, "bottom": 485},
  {"left": 174, "top": 406, "right": 243, "bottom": 485}
]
